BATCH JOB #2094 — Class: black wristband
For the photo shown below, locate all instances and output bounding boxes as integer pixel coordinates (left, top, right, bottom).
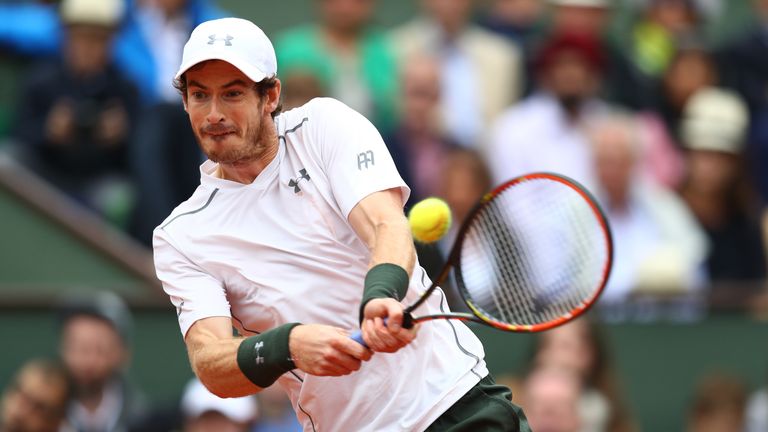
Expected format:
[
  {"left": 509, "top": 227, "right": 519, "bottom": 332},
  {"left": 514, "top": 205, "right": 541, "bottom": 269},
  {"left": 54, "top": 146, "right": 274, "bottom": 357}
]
[
  {"left": 359, "top": 263, "right": 409, "bottom": 324},
  {"left": 237, "top": 322, "right": 301, "bottom": 388}
]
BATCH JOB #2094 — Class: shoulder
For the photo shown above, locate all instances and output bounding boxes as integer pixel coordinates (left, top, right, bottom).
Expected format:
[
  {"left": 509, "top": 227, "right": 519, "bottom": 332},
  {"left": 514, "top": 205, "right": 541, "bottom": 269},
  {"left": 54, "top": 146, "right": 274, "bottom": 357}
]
[
  {"left": 496, "top": 95, "right": 550, "bottom": 124},
  {"left": 154, "top": 185, "right": 218, "bottom": 234},
  {"left": 23, "top": 60, "right": 63, "bottom": 87},
  {"left": 282, "top": 97, "right": 362, "bottom": 125}
]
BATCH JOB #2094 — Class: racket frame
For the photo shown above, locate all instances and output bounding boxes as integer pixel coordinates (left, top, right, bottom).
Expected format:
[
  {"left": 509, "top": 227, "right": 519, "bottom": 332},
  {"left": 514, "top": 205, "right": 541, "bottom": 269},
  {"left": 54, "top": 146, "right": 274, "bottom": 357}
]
[{"left": 406, "top": 172, "right": 613, "bottom": 333}]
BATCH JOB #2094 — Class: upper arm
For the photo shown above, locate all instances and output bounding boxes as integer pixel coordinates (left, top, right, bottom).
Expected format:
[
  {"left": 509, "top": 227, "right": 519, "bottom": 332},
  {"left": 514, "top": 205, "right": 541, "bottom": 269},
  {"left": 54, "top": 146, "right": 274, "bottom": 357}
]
[
  {"left": 309, "top": 98, "right": 410, "bottom": 218},
  {"left": 153, "top": 229, "right": 232, "bottom": 338}
]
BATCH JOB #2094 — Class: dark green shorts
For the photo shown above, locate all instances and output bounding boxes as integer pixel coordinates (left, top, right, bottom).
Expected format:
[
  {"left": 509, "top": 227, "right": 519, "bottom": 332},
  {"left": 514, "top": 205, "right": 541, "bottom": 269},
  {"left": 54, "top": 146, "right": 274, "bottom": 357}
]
[{"left": 425, "top": 374, "right": 531, "bottom": 432}]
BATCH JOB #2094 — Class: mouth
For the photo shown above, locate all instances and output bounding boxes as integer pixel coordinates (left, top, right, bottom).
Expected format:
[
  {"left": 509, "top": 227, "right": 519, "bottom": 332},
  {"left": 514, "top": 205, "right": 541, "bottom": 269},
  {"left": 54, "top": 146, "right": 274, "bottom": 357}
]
[{"left": 204, "top": 130, "right": 237, "bottom": 141}]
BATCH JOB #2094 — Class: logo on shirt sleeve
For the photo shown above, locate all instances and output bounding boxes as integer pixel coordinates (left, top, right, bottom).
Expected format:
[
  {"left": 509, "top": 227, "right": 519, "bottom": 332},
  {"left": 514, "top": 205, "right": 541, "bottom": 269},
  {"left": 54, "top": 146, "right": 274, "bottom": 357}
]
[{"left": 357, "top": 150, "right": 375, "bottom": 170}]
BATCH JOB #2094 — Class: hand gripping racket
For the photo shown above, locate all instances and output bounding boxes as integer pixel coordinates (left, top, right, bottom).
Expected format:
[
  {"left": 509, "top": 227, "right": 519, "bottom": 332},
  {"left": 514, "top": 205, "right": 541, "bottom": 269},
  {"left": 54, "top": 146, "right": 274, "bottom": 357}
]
[{"left": 350, "top": 172, "right": 613, "bottom": 346}]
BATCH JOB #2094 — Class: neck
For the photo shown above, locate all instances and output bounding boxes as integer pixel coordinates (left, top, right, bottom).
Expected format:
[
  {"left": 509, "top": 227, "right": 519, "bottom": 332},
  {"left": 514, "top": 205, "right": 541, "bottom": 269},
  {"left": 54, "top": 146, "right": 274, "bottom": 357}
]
[
  {"left": 77, "top": 386, "right": 105, "bottom": 412},
  {"left": 218, "top": 137, "right": 280, "bottom": 184}
]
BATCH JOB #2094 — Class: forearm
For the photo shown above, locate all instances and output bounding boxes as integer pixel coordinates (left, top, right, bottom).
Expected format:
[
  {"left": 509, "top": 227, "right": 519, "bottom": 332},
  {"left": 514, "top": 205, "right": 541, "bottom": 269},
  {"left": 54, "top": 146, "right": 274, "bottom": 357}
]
[
  {"left": 188, "top": 336, "right": 262, "bottom": 398},
  {"left": 369, "top": 216, "right": 416, "bottom": 276}
]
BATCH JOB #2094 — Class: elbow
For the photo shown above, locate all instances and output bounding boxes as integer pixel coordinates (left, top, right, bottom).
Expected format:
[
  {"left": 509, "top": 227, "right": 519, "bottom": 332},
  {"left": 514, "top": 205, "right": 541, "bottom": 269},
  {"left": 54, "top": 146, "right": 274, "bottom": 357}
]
[
  {"left": 201, "top": 378, "right": 234, "bottom": 399},
  {"left": 196, "top": 369, "right": 253, "bottom": 398}
]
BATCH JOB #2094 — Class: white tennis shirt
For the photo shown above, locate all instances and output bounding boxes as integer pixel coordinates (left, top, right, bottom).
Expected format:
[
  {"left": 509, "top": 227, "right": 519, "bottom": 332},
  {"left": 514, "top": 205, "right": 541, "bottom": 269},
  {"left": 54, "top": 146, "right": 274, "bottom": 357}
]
[{"left": 153, "top": 98, "right": 488, "bottom": 432}]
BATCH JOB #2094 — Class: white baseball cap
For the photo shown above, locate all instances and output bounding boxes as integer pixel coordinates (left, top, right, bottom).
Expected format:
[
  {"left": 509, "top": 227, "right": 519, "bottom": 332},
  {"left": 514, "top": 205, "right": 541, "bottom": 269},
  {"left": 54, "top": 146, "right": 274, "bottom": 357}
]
[
  {"left": 682, "top": 87, "right": 748, "bottom": 154},
  {"left": 59, "top": 0, "right": 124, "bottom": 27},
  {"left": 175, "top": 17, "right": 277, "bottom": 82},
  {"left": 180, "top": 378, "right": 258, "bottom": 423}
]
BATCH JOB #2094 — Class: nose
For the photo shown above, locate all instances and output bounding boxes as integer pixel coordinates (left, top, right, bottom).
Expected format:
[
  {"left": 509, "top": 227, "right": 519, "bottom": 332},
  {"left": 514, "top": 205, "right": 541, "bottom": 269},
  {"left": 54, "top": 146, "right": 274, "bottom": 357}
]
[{"left": 205, "top": 98, "right": 225, "bottom": 124}]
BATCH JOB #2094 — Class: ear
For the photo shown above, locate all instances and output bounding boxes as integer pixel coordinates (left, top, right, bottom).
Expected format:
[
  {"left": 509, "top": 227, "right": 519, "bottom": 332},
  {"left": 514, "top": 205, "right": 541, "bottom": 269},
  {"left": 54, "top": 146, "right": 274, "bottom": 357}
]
[
  {"left": 182, "top": 94, "right": 189, "bottom": 112},
  {"left": 264, "top": 78, "right": 282, "bottom": 114}
]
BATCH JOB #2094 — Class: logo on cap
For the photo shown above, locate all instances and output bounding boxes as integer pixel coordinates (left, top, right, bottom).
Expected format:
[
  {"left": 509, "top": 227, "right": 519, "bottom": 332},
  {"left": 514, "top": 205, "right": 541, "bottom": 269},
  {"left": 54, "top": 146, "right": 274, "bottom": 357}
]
[{"left": 208, "top": 34, "right": 234, "bottom": 46}]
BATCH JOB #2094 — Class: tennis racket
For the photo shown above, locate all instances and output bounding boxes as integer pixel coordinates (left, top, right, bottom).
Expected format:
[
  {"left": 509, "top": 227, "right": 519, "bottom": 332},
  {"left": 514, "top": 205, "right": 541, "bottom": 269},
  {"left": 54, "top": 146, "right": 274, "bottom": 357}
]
[{"left": 350, "top": 172, "right": 613, "bottom": 346}]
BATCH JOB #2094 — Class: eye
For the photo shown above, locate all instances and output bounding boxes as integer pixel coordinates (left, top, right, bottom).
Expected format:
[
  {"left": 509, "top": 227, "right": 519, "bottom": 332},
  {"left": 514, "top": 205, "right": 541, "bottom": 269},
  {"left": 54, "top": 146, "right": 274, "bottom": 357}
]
[
  {"left": 225, "top": 90, "right": 243, "bottom": 98},
  {"left": 190, "top": 91, "right": 208, "bottom": 101}
]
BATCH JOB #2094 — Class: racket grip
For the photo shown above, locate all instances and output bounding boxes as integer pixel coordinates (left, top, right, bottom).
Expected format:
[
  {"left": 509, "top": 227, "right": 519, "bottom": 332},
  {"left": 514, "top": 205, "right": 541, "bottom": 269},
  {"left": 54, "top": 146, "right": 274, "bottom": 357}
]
[
  {"left": 349, "top": 329, "right": 368, "bottom": 348},
  {"left": 349, "top": 315, "right": 415, "bottom": 347}
]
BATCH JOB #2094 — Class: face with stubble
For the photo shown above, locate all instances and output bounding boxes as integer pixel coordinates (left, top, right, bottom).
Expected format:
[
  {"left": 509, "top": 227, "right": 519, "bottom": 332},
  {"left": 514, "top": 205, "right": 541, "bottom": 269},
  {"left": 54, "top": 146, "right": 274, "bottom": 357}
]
[{"left": 184, "top": 60, "right": 275, "bottom": 165}]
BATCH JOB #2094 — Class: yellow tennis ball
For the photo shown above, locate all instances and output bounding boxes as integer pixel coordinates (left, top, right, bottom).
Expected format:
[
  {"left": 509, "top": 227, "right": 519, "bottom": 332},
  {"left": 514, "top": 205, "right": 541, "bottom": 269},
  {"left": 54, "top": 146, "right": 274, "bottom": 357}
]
[{"left": 408, "top": 197, "right": 452, "bottom": 243}]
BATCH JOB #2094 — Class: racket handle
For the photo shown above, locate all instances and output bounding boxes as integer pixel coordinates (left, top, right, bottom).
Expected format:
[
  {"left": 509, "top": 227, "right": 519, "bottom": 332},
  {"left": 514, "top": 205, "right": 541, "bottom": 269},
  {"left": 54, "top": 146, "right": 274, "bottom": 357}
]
[
  {"left": 349, "top": 314, "right": 415, "bottom": 347},
  {"left": 349, "top": 329, "right": 368, "bottom": 347}
]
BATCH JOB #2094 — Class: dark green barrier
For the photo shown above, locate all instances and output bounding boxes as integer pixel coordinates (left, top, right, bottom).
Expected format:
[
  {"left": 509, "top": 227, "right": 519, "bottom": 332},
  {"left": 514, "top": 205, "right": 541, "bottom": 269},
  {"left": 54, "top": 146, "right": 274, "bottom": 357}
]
[{"left": 1, "top": 308, "right": 765, "bottom": 431}]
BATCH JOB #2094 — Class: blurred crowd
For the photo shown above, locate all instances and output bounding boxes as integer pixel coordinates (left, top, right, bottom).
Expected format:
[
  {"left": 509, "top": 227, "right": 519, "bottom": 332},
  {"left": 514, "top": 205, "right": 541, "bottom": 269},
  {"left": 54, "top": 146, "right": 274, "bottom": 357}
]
[
  {"left": 1, "top": 294, "right": 765, "bottom": 432},
  {"left": 0, "top": 292, "right": 303, "bottom": 432},
  {"left": 1, "top": 0, "right": 768, "bottom": 431}
]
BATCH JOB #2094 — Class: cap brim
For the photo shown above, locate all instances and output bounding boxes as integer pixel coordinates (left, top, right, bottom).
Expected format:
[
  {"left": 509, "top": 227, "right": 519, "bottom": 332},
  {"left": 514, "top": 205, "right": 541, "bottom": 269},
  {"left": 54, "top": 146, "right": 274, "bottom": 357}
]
[{"left": 175, "top": 52, "right": 269, "bottom": 83}]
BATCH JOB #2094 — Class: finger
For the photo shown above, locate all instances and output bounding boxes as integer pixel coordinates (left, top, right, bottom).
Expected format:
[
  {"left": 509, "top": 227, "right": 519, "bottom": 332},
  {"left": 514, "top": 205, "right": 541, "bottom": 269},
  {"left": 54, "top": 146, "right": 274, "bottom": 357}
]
[
  {"left": 335, "top": 333, "right": 373, "bottom": 361},
  {"left": 334, "top": 352, "right": 363, "bottom": 373},
  {"left": 384, "top": 304, "right": 404, "bottom": 332},
  {"left": 316, "top": 362, "right": 351, "bottom": 377},
  {"left": 319, "top": 346, "right": 362, "bottom": 375},
  {"left": 363, "top": 319, "right": 386, "bottom": 350},
  {"left": 365, "top": 319, "right": 395, "bottom": 352},
  {"left": 362, "top": 299, "right": 389, "bottom": 320},
  {"left": 372, "top": 318, "right": 403, "bottom": 352}
]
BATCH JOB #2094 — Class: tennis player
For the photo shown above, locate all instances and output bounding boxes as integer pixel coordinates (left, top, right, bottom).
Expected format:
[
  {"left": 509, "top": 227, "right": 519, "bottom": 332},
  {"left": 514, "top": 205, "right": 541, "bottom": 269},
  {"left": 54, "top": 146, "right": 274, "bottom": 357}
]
[{"left": 153, "top": 17, "right": 529, "bottom": 432}]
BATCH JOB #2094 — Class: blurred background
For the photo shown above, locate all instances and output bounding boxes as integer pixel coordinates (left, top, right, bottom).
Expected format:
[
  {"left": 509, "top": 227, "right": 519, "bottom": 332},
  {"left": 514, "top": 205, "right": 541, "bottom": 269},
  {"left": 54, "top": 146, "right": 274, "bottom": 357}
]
[{"left": 1, "top": 0, "right": 767, "bottom": 431}]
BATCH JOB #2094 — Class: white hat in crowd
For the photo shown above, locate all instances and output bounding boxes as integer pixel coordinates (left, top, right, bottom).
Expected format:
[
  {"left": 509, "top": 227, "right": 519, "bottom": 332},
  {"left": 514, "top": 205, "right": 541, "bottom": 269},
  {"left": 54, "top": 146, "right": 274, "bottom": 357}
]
[
  {"left": 176, "top": 17, "right": 277, "bottom": 83},
  {"left": 682, "top": 87, "right": 749, "bottom": 155},
  {"left": 180, "top": 378, "right": 259, "bottom": 423},
  {"left": 59, "top": 0, "right": 124, "bottom": 27}
]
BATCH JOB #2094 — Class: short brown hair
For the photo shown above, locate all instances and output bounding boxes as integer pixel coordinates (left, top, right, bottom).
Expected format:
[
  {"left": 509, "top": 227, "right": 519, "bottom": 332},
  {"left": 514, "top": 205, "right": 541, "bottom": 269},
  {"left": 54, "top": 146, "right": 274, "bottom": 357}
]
[{"left": 173, "top": 71, "right": 283, "bottom": 118}]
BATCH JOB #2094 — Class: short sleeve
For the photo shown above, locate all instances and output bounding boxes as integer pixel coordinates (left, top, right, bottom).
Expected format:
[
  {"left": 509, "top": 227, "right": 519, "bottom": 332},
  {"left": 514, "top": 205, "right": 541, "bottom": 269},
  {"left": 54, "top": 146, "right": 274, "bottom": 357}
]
[
  {"left": 153, "top": 230, "right": 231, "bottom": 338},
  {"left": 308, "top": 98, "right": 410, "bottom": 217}
]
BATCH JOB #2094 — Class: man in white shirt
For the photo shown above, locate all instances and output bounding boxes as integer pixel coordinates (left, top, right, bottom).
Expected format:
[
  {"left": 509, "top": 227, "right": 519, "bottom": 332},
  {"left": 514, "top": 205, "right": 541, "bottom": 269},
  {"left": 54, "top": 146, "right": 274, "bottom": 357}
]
[
  {"left": 487, "top": 31, "right": 610, "bottom": 189},
  {"left": 153, "top": 17, "right": 529, "bottom": 432}
]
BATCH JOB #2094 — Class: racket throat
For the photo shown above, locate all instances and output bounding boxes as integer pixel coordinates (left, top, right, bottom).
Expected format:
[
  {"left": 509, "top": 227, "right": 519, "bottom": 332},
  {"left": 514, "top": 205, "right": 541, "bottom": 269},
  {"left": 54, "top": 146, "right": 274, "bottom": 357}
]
[{"left": 402, "top": 312, "right": 415, "bottom": 329}]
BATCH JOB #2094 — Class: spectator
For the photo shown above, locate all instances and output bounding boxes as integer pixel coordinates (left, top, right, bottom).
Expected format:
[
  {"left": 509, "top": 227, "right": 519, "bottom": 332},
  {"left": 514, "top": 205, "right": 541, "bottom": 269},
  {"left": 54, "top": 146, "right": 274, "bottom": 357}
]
[
  {"left": 477, "top": 0, "right": 548, "bottom": 96},
  {"left": 390, "top": 0, "right": 523, "bottom": 149},
  {"left": 629, "top": 0, "right": 703, "bottom": 79},
  {"left": 181, "top": 378, "right": 257, "bottom": 432},
  {"left": 124, "top": 1, "right": 227, "bottom": 245},
  {"left": 438, "top": 147, "right": 492, "bottom": 245},
  {"left": 429, "top": 147, "right": 493, "bottom": 311},
  {"left": 521, "top": 366, "right": 583, "bottom": 432},
  {"left": 745, "top": 381, "right": 768, "bottom": 432},
  {"left": 385, "top": 55, "right": 458, "bottom": 205},
  {"left": 0, "top": 0, "right": 226, "bottom": 105},
  {"left": 687, "top": 373, "right": 748, "bottom": 432},
  {"left": 655, "top": 40, "right": 718, "bottom": 147},
  {"left": 679, "top": 87, "right": 767, "bottom": 285},
  {"left": 251, "top": 384, "right": 302, "bottom": 432},
  {"left": 478, "top": 0, "right": 547, "bottom": 49},
  {"left": 589, "top": 114, "right": 708, "bottom": 315},
  {"left": 717, "top": 0, "right": 768, "bottom": 115},
  {"left": 486, "top": 31, "right": 610, "bottom": 189},
  {"left": 58, "top": 291, "right": 147, "bottom": 432},
  {"left": 546, "top": 0, "right": 643, "bottom": 109},
  {"left": 0, "top": 359, "right": 74, "bottom": 432},
  {"left": 274, "top": 0, "right": 398, "bottom": 133},
  {"left": 719, "top": 0, "right": 768, "bottom": 204},
  {"left": 114, "top": 0, "right": 226, "bottom": 104},
  {"left": 11, "top": 0, "right": 139, "bottom": 228},
  {"left": 530, "top": 318, "right": 638, "bottom": 432}
]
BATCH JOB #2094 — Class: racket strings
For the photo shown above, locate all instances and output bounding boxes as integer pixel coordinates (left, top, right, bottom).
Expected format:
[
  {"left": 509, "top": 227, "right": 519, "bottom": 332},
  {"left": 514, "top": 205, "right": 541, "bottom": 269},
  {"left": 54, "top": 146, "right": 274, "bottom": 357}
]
[{"left": 458, "top": 177, "right": 609, "bottom": 327}]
